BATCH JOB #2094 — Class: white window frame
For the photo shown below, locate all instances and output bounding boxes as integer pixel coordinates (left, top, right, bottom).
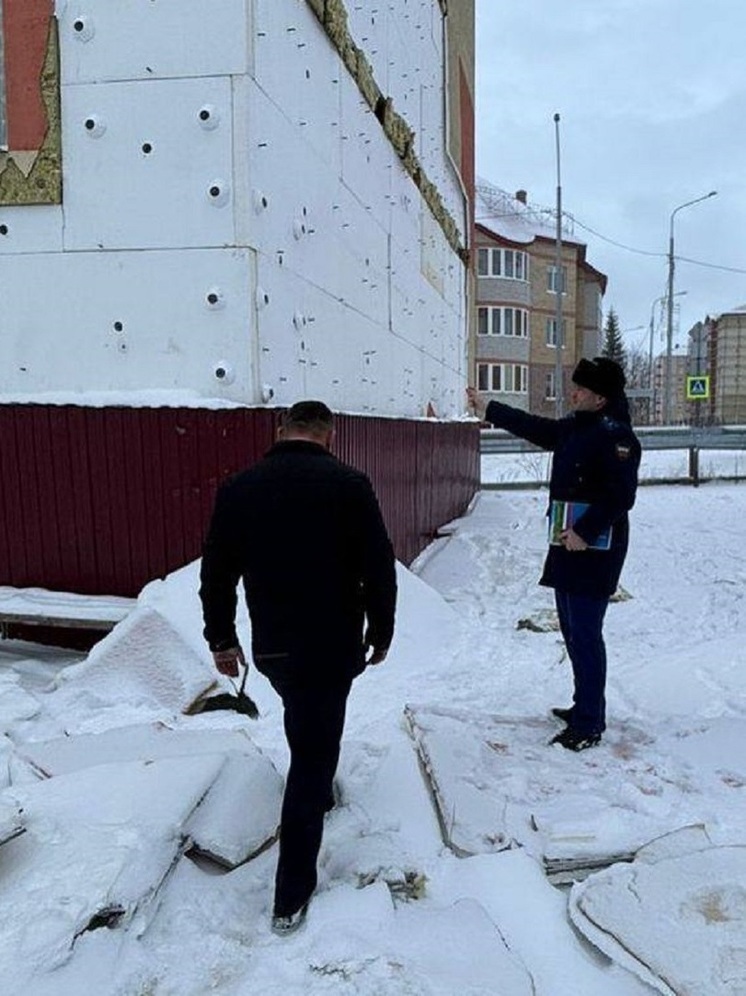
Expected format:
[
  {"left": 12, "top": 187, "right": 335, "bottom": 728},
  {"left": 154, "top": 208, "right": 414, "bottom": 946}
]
[
  {"left": 477, "top": 362, "right": 529, "bottom": 395},
  {"left": 547, "top": 265, "right": 568, "bottom": 294},
  {"left": 477, "top": 248, "right": 529, "bottom": 282},
  {"left": 477, "top": 306, "right": 529, "bottom": 338},
  {"left": 545, "top": 317, "right": 567, "bottom": 348},
  {"left": 545, "top": 370, "right": 557, "bottom": 400}
]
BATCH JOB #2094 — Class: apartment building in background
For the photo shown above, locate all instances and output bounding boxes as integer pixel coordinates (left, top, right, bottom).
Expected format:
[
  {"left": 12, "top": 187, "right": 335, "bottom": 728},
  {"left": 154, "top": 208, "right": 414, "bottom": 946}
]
[
  {"left": 688, "top": 306, "right": 746, "bottom": 424},
  {"left": 474, "top": 182, "right": 606, "bottom": 416}
]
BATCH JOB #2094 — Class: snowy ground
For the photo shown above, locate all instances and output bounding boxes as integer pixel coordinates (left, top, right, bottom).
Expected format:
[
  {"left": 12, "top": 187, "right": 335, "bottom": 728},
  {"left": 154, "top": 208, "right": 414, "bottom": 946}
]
[{"left": 2, "top": 480, "right": 746, "bottom": 994}]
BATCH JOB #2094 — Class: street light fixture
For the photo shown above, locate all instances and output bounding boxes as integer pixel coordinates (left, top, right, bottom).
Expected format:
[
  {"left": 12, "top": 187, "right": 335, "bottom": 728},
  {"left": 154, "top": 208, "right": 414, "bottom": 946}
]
[{"left": 664, "top": 191, "right": 717, "bottom": 423}]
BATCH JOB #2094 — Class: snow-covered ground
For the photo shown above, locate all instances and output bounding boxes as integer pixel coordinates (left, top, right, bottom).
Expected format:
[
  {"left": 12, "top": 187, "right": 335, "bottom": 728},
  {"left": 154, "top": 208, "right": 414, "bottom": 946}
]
[{"left": 2, "top": 481, "right": 746, "bottom": 994}]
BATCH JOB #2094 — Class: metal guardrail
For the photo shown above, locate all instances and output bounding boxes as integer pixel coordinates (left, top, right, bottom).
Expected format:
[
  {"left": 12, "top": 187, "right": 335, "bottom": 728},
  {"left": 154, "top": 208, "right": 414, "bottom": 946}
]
[
  {"left": 480, "top": 425, "right": 746, "bottom": 454},
  {"left": 480, "top": 426, "right": 746, "bottom": 487}
]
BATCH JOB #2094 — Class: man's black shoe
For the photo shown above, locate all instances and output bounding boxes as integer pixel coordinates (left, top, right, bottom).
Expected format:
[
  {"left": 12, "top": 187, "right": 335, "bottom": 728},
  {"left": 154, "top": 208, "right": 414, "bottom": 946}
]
[
  {"left": 550, "top": 727, "right": 601, "bottom": 752},
  {"left": 271, "top": 902, "right": 308, "bottom": 937},
  {"left": 551, "top": 706, "right": 574, "bottom": 724}
]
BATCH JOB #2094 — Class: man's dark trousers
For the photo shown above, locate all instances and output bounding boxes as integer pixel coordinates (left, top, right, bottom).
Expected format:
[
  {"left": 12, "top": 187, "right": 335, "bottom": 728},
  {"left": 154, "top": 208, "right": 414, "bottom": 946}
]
[
  {"left": 268, "top": 671, "right": 353, "bottom": 918},
  {"left": 554, "top": 590, "right": 609, "bottom": 735}
]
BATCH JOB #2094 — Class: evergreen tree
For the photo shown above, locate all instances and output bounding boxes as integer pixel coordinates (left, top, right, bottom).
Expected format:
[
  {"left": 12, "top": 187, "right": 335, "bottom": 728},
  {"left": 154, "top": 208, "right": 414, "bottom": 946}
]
[{"left": 601, "top": 308, "right": 626, "bottom": 368}]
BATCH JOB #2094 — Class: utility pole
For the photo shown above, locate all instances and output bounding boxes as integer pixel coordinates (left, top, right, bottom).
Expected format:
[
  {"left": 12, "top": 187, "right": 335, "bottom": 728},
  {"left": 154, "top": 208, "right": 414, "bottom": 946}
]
[
  {"left": 553, "top": 113, "right": 564, "bottom": 417},
  {"left": 665, "top": 191, "right": 717, "bottom": 423}
]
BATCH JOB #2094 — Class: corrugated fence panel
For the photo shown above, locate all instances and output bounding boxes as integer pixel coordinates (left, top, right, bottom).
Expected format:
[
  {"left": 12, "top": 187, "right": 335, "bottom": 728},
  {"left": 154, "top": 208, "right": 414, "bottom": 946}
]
[{"left": 0, "top": 405, "right": 478, "bottom": 596}]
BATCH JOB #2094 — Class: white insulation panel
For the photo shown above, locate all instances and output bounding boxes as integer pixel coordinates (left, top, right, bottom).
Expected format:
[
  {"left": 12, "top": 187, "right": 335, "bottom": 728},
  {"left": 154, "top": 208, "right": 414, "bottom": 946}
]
[
  {"left": 59, "top": 0, "right": 249, "bottom": 84},
  {"left": 62, "top": 75, "right": 235, "bottom": 251},
  {"left": 0, "top": 248, "right": 254, "bottom": 398}
]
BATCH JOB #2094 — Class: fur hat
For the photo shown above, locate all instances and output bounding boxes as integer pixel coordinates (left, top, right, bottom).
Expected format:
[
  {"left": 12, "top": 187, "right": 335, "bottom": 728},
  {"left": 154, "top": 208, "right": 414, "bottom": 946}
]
[{"left": 571, "top": 357, "right": 626, "bottom": 399}]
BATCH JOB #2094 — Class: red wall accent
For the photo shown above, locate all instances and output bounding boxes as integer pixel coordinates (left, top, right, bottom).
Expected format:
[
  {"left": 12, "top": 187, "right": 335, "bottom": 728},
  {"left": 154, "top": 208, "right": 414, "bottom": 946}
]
[
  {"left": 459, "top": 63, "right": 475, "bottom": 224},
  {"left": 3, "top": 0, "right": 53, "bottom": 151},
  {"left": 0, "top": 406, "right": 479, "bottom": 596}
]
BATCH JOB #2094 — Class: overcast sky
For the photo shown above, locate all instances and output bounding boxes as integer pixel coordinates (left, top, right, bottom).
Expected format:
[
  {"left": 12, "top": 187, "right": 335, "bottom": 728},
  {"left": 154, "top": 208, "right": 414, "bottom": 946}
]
[{"left": 475, "top": 0, "right": 746, "bottom": 357}]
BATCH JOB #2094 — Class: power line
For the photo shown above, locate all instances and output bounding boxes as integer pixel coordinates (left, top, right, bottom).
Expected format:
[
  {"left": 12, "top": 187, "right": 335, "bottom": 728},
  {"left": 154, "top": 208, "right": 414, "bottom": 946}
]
[
  {"left": 477, "top": 186, "right": 746, "bottom": 275},
  {"left": 572, "top": 214, "right": 746, "bottom": 274},
  {"left": 570, "top": 216, "right": 665, "bottom": 257},
  {"left": 676, "top": 255, "right": 746, "bottom": 275}
]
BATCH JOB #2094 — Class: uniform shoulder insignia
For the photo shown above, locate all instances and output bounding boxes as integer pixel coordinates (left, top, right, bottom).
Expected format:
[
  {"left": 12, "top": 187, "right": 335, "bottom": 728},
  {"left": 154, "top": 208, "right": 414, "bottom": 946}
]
[{"left": 615, "top": 442, "right": 632, "bottom": 460}]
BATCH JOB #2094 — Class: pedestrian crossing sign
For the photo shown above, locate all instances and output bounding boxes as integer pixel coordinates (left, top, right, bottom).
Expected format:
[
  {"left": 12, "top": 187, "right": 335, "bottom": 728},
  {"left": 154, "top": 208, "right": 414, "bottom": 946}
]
[{"left": 686, "top": 375, "right": 710, "bottom": 400}]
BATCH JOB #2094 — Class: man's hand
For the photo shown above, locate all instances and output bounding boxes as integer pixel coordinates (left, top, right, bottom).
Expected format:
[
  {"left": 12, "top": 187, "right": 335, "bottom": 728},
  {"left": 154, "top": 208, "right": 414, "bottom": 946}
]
[
  {"left": 366, "top": 645, "right": 389, "bottom": 666},
  {"left": 560, "top": 528, "right": 588, "bottom": 552},
  {"left": 212, "top": 644, "right": 246, "bottom": 677},
  {"left": 364, "top": 628, "right": 389, "bottom": 666},
  {"left": 466, "top": 386, "right": 482, "bottom": 417}
]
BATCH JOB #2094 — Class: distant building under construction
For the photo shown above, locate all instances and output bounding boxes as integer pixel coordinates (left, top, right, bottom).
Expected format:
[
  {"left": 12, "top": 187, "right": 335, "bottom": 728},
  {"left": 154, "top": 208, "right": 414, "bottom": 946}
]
[{"left": 688, "top": 306, "right": 746, "bottom": 424}]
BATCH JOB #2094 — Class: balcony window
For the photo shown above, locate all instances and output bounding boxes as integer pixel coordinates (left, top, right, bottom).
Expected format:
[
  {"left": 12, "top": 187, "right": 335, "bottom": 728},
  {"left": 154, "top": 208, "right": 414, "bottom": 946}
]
[
  {"left": 477, "top": 306, "right": 529, "bottom": 337},
  {"left": 477, "top": 363, "right": 529, "bottom": 394},
  {"left": 476, "top": 248, "right": 529, "bottom": 282}
]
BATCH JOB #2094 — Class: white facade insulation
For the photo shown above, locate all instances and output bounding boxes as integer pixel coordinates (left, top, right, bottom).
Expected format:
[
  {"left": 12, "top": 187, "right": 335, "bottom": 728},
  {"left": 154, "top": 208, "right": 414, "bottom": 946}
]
[{"left": 0, "top": 0, "right": 470, "bottom": 418}]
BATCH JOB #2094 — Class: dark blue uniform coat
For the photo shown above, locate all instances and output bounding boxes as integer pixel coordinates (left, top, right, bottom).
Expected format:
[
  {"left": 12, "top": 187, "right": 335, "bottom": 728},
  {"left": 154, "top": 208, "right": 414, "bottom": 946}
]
[{"left": 485, "top": 398, "right": 641, "bottom": 598}]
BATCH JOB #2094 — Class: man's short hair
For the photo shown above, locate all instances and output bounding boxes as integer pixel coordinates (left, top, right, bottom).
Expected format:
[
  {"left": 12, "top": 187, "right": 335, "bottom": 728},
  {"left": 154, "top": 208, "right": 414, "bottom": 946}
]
[{"left": 281, "top": 400, "right": 334, "bottom": 434}]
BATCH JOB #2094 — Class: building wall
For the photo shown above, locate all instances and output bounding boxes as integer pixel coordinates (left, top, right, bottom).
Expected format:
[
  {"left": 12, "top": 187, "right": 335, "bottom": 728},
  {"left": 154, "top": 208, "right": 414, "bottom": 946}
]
[
  {"left": 578, "top": 273, "right": 604, "bottom": 357},
  {"left": 528, "top": 238, "right": 581, "bottom": 416},
  {"left": 713, "top": 313, "right": 746, "bottom": 424},
  {"left": 0, "top": 0, "right": 472, "bottom": 419}
]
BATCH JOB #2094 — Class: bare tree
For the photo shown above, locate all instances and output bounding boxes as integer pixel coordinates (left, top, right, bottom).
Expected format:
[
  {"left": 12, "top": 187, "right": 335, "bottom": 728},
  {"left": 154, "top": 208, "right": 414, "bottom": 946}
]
[{"left": 624, "top": 344, "right": 650, "bottom": 425}]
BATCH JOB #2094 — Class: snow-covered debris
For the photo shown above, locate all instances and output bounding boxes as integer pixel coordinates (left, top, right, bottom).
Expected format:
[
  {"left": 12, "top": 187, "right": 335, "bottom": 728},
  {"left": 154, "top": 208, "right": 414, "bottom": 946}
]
[
  {"left": 0, "top": 754, "right": 225, "bottom": 989},
  {"left": 17, "top": 722, "right": 259, "bottom": 777},
  {"left": 0, "top": 671, "right": 41, "bottom": 731},
  {"left": 49, "top": 606, "right": 217, "bottom": 726},
  {"left": 185, "top": 751, "right": 283, "bottom": 868},
  {"left": 15, "top": 723, "right": 283, "bottom": 869},
  {"left": 405, "top": 704, "right": 746, "bottom": 877},
  {"left": 284, "top": 881, "right": 536, "bottom": 995},
  {"left": 570, "top": 834, "right": 746, "bottom": 995},
  {"left": 0, "top": 793, "right": 23, "bottom": 844}
]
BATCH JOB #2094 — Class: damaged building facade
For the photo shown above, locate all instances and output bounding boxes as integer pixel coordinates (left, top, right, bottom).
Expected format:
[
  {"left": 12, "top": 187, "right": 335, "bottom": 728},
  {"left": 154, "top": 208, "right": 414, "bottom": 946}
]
[{"left": 0, "top": 0, "right": 477, "bottom": 598}]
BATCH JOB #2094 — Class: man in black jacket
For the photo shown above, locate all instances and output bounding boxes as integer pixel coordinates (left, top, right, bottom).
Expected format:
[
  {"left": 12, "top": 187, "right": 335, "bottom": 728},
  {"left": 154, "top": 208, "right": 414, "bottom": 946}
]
[
  {"left": 199, "top": 401, "right": 397, "bottom": 933},
  {"left": 468, "top": 358, "right": 640, "bottom": 751}
]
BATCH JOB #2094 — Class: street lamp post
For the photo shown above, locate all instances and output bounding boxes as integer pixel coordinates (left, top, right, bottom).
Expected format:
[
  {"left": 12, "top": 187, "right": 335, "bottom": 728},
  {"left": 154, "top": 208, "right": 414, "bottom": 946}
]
[
  {"left": 664, "top": 191, "right": 717, "bottom": 423},
  {"left": 651, "top": 291, "right": 686, "bottom": 425}
]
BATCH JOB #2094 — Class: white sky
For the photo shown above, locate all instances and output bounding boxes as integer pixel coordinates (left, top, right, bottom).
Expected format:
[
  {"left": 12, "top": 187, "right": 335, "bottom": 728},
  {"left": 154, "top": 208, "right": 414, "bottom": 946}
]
[{"left": 475, "top": 0, "right": 746, "bottom": 356}]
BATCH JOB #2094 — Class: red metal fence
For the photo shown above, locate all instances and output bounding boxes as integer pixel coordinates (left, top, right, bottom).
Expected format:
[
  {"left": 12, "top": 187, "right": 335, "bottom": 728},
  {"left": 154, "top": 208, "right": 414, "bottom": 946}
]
[{"left": 0, "top": 405, "right": 479, "bottom": 596}]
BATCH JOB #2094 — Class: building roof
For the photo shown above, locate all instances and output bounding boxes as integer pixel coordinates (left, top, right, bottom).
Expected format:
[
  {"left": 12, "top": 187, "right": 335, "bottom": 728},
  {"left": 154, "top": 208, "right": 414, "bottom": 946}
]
[
  {"left": 475, "top": 180, "right": 607, "bottom": 293},
  {"left": 475, "top": 179, "right": 575, "bottom": 244}
]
